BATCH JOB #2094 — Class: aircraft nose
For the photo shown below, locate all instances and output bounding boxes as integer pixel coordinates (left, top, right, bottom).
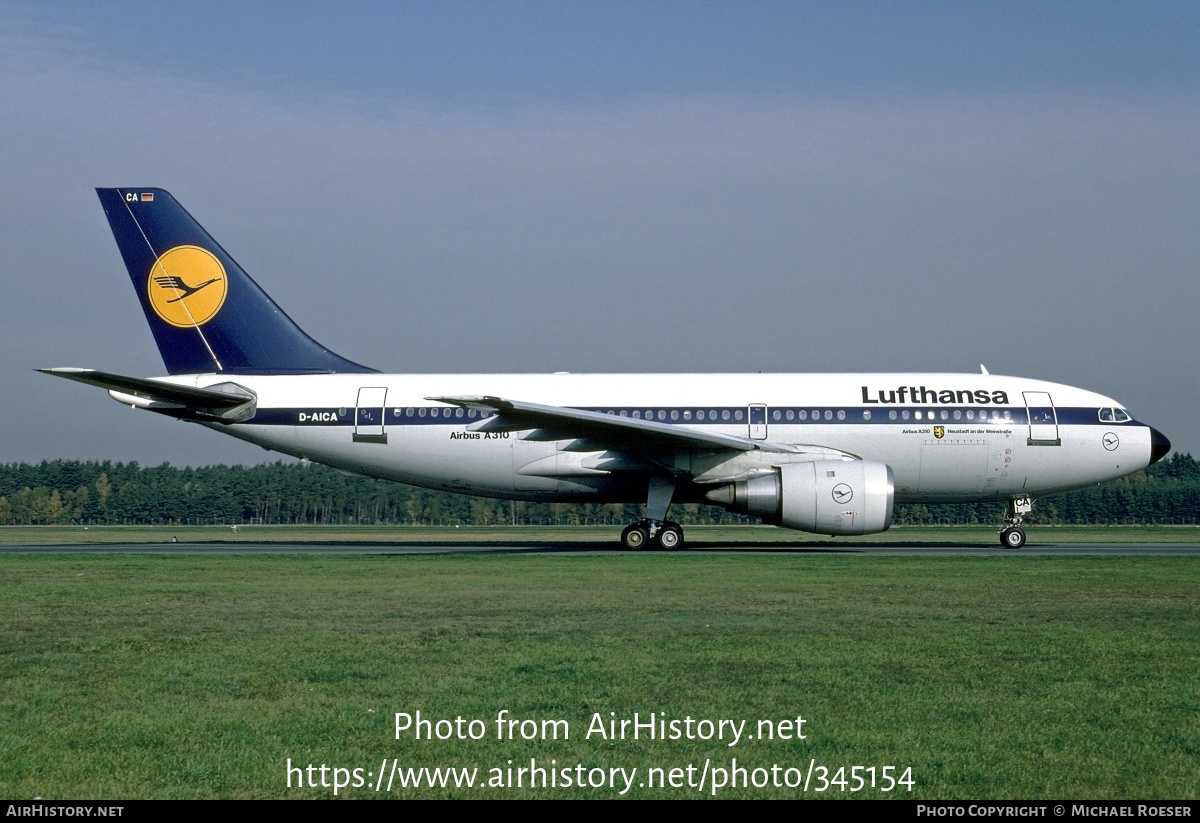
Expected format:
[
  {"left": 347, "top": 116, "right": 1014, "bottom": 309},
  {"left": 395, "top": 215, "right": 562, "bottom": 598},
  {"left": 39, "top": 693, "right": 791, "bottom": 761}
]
[{"left": 1149, "top": 427, "right": 1171, "bottom": 464}]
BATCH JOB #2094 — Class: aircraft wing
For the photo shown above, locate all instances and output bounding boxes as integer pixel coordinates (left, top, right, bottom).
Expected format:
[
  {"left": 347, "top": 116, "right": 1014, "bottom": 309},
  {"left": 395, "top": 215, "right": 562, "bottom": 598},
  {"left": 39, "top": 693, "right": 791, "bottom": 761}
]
[
  {"left": 39, "top": 368, "right": 257, "bottom": 422},
  {"left": 428, "top": 394, "right": 821, "bottom": 455}
]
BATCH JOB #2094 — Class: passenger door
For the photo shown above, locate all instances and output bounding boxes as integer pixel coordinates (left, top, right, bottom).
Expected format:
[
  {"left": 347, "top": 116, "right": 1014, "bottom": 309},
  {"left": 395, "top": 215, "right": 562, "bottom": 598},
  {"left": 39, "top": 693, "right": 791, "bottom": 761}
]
[
  {"left": 1023, "top": 391, "right": 1060, "bottom": 446},
  {"left": 354, "top": 387, "right": 387, "bottom": 443}
]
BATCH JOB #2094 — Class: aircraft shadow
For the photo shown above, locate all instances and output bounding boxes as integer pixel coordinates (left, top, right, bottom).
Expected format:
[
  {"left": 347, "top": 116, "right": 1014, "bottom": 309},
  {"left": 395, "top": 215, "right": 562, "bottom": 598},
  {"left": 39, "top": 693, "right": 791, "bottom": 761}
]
[{"left": 351, "top": 539, "right": 1001, "bottom": 555}]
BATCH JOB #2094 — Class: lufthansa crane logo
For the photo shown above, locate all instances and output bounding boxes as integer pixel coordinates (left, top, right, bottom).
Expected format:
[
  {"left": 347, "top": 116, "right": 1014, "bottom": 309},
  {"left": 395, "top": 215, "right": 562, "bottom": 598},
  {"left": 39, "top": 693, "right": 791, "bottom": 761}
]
[
  {"left": 832, "top": 483, "right": 854, "bottom": 504},
  {"left": 146, "top": 245, "right": 228, "bottom": 328}
]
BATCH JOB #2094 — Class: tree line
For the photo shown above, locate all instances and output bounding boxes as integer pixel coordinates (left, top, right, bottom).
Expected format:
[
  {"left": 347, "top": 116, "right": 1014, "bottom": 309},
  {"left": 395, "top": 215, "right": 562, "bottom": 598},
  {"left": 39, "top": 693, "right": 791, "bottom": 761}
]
[{"left": 1, "top": 454, "right": 1198, "bottom": 527}]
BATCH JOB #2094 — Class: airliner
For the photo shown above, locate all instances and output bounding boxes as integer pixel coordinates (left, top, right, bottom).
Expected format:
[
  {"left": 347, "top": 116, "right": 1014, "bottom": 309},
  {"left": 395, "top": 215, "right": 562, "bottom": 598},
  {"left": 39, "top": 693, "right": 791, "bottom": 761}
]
[{"left": 42, "top": 188, "right": 1170, "bottom": 549}]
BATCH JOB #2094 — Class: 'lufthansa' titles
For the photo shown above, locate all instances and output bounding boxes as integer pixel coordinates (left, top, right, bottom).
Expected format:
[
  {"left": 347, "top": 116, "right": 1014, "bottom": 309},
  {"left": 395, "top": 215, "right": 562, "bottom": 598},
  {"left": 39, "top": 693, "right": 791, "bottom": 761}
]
[{"left": 862, "top": 386, "right": 1009, "bottom": 405}]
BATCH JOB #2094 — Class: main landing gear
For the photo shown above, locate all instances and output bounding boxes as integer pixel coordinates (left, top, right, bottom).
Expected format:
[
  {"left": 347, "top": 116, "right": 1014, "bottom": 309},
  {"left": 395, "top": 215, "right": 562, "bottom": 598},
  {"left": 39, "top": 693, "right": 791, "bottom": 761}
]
[
  {"left": 999, "top": 495, "right": 1033, "bottom": 549},
  {"left": 620, "top": 519, "right": 685, "bottom": 550},
  {"left": 619, "top": 475, "right": 684, "bottom": 550}
]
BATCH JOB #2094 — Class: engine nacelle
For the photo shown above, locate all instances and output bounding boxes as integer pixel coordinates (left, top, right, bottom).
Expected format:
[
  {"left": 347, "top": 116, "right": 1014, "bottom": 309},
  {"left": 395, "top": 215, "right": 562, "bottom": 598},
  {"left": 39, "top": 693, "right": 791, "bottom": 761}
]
[{"left": 705, "top": 460, "right": 894, "bottom": 535}]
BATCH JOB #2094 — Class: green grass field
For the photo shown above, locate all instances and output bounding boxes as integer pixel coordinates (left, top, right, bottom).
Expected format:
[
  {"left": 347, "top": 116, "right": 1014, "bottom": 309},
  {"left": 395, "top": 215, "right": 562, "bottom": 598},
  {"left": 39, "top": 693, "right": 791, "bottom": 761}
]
[{"left": 1, "top": 549, "right": 1197, "bottom": 799}]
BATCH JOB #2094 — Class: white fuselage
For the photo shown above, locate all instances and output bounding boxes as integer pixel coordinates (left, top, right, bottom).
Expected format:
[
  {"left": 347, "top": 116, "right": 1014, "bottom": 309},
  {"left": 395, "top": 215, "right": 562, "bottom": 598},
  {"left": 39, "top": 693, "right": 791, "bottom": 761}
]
[{"left": 140, "top": 371, "right": 1156, "bottom": 506}]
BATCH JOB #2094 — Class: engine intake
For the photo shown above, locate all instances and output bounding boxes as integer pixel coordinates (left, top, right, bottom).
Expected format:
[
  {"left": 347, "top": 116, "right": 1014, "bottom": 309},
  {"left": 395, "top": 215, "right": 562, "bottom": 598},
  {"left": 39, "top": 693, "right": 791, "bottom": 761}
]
[{"left": 705, "top": 460, "right": 894, "bottom": 535}]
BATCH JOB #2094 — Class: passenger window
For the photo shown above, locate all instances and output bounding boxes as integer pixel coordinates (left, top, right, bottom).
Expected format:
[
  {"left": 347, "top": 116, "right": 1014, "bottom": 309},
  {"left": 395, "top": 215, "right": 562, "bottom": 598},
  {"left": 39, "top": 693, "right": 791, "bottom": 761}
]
[
  {"left": 823, "top": 410, "right": 832, "bottom": 421},
  {"left": 735, "top": 410, "right": 744, "bottom": 421},
  {"left": 468, "top": 409, "right": 477, "bottom": 419},
  {"left": 940, "top": 410, "right": 949, "bottom": 421},
  {"left": 620, "top": 410, "right": 628, "bottom": 417},
  {"left": 901, "top": 410, "right": 910, "bottom": 420},
  {"left": 772, "top": 410, "right": 781, "bottom": 421},
  {"left": 455, "top": 408, "right": 464, "bottom": 418},
  {"left": 406, "top": 407, "right": 415, "bottom": 416},
  {"left": 786, "top": 410, "right": 795, "bottom": 421},
  {"left": 966, "top": 410, "right": 974, "bottom": 420},
  {"left": 836, "top": 410, "right": 845, "bottom": 420},
  {"left": 721, "top": 410, "right": 731, "bottom": 421},
  {"left": 953, "top": 410, "right": 961, "bottom": 420},
  {"left": 632, "top": 411, "right": 641, "bottom": 419},
  {"left": 863, "top": 410, "right": 871, "bottom": 420},
  {"left": 798, "top": 410, "right": 807, "bottom": 421},
  {"left": 683, "top": 410, "right": 691, "bottom": 420},
  {"left": 418, "top": 408, "right": 427, "bottom": 418},
  {"left": 888, "top": 410, "right": 897, "bottom": 420},
  {"left": 915, "top": 411, "right": 922, "bottom": 420}
]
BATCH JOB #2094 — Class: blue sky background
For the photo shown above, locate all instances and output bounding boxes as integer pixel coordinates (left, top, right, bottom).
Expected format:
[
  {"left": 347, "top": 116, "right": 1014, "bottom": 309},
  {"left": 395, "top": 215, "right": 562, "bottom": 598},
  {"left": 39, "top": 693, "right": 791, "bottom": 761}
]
[
  {"left": 18, "top": 2, "right": 1200, "bottom": 101},
  {"left": 3, "top": 1, "right": 1198, "bottom": 466}
]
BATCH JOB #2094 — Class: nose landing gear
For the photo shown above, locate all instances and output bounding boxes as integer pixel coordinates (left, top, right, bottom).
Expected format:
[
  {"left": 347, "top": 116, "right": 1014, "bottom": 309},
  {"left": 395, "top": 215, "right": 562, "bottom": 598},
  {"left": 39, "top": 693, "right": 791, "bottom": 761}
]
[
  {"left": 999, "top": 496, "right": 1033, "bottom": 549},
  {"left": 1000, "top": 526, "right": 1027, "bottom": 549}
]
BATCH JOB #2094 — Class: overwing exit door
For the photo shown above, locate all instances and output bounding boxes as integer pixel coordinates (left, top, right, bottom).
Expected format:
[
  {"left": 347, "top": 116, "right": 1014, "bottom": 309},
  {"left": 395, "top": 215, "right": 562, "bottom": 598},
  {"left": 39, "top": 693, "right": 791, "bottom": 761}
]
[{"left": 748, "top": 404, "right": 767, "bottom": 440}]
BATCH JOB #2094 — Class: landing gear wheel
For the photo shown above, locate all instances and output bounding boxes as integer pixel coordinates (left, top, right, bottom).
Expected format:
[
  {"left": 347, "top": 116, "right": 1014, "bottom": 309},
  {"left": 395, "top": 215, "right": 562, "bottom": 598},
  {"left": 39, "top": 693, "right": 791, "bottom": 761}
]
[
  {"left": 1000, "top": 527, "right": 1027, "bottom": 550},
  {"left": 658, "top": 523, "right": 684, "bottom": 550},
  {"left": 621, "top": 524, "right": 650, "bottom": 550}
]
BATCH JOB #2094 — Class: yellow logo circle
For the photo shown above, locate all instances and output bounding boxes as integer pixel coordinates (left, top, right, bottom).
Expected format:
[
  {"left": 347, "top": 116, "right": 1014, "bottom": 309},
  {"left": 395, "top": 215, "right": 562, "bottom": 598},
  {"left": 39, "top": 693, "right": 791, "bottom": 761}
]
[{"left": 146, "top": 246, "right": 228, "bottom": 328}]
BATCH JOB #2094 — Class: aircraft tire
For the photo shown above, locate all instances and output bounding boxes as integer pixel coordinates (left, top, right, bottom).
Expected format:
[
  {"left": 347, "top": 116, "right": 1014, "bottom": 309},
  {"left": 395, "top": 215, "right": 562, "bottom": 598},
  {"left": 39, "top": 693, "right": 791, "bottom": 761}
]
[
  {"left": 621, "top": 524, "right": 650, "bottom": 550},
  {"left": 659, "top": 524, "right": 684, "bottom": 550},
  {"left": 1000, "top": 527, "right": 1027, "bottom": 550}
]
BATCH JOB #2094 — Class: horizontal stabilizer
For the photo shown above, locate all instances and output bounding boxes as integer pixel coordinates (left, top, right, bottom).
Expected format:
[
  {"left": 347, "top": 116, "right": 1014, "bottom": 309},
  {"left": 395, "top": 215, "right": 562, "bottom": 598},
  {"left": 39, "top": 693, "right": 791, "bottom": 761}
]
[{"left": 39, "top": 368, "right": 257, "bottom": 423}]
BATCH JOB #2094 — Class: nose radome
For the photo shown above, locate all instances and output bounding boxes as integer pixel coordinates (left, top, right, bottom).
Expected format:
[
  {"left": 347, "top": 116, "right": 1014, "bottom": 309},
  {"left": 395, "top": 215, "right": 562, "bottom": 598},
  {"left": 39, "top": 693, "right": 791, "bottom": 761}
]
[{"left": 1149, "top": 427, "right": 1171, "bottom": 464}]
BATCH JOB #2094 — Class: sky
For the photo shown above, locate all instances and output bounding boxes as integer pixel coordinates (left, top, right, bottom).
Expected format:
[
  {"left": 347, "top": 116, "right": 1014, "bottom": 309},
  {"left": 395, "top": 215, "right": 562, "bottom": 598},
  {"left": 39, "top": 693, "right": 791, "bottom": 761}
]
[{"left": 2, "top": 1, "right": 1198, "bottom": 467}]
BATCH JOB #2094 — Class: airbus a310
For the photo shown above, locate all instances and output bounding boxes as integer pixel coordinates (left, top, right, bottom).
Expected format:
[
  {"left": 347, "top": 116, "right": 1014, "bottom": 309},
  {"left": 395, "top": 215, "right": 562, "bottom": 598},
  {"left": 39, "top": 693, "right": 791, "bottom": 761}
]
[{"left": 42, "top": 188, "right": 1171, "bottom": 549}]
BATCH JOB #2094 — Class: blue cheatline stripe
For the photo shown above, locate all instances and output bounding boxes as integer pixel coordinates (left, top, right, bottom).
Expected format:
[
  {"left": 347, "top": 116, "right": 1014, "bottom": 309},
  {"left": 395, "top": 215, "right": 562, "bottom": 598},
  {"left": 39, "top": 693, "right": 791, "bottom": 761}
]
[{"left": 246, "top": 406, "right": 1134, "bottom": 428}]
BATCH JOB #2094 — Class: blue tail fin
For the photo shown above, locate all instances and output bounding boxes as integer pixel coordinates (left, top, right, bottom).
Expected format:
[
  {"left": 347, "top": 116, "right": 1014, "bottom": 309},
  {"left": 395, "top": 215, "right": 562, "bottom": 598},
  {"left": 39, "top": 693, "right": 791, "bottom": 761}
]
[{"left": 96, "top": 188, "right": 376, "bottom": 375}]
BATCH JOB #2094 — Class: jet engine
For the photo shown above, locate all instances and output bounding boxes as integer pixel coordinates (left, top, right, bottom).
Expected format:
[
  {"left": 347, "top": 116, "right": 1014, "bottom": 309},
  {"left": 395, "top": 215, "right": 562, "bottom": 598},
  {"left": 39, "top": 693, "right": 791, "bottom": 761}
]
[{"left": 705, "top": 460, "right": 894, "bottom": 535}]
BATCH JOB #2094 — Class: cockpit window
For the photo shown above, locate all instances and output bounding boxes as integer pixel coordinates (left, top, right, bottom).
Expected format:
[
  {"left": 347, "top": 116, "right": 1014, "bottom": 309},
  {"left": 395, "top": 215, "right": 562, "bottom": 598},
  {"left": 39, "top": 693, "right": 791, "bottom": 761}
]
[
  {"left": 1099, "top": 408, "right": 1114, "bottom": 422},
  {"left": 1099, "top": 408, "right": 1132, "bottom": 423}
]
